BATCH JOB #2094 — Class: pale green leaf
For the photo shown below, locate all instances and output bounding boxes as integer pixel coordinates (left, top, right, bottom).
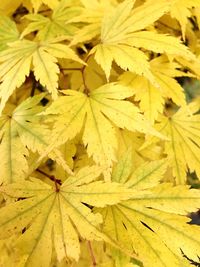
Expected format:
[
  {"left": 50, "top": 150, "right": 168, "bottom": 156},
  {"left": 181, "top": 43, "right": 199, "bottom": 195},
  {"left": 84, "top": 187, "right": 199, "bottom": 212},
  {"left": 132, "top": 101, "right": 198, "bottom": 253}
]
[
  {"left": 0, "top": 15, "right": 19, "bottom": 51},
  {"left": 21, "top": 1, "right": 81, "bottom": 40},
  {"left": 112, "top": 148, "right": 133, "bottom": 184},
  {"left": 0, "top": 118, "right": 28, "bottom": 184}
]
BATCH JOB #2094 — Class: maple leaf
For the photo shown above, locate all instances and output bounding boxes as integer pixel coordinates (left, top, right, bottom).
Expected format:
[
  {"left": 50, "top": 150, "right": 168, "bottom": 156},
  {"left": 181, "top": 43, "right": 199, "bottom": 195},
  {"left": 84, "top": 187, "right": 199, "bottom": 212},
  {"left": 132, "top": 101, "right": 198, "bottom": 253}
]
[
  {"left": 176, "top": 56, "right": 200, "bottom": 80},
  {"left": 54, "top": 141, "right": 77, "bottom": 182},
  {"left": 89, "top": 0, "right": 195, "bottom": 81},
  {"left": 0, "top": 115, "right": 28, "bottom": 184},
  {"left": 0, "top": 94, "right": 72, "bottom": 184},
  {"left": 97, "top": 151, "right": 200, "bottom": 267},
  {"left": 119, "top": 56, "right": 191, "bottom": 123},
  {"left": 21, "top": 0, "right": 81, "bottom": 40},
  {"left": 69, "top": 0, "right": 112, "bottom": 46},
  {"left": 170, "top": 0, "right": 200, "bottom": 40},
  {"left": 42, "top": 83, "right": 165, "bottom": 180},
  {"left": 0, "top": 39, "right": 84, "bottom": 113},
  {"left": 30, "top": 0, "right": 59, "bottom": 13},
  {"left": 0, "top": 15, "right": 19, "bottom": 52},
  {"left": 143, "top": 102, "right": 200, "bottom": 184},
  {"left": 0, "top": 165, "right": 134, "bottom": 266},
  {"left": 121, "top": 73, "right": 165, "bottom": 124},
  {"left": 53, "top": 241, "right": 117, "bottom": 267}
]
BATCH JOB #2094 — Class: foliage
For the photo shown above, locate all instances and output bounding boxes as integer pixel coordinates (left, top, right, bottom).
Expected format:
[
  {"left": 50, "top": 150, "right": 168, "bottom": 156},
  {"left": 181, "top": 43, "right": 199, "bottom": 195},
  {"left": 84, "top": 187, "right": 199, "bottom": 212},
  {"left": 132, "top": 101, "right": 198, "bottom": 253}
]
[{"left": 0, "top": 0, "right": 200, "bottom": 266}]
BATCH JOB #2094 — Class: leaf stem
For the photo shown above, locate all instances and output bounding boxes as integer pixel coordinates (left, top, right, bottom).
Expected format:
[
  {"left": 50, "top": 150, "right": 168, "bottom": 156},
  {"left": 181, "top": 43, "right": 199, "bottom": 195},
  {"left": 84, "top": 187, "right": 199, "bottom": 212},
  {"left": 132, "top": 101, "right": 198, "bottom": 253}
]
[
  {"left": 59, "top": 54, "right": 91, "bottom": 95},
  {"left": 87, "top": 241, "right": 97, "bottom": 266},
  {"left": 81, "top": 54, "right": 92, "bottom": 95},
  {"left": 38, "top": 8, "right": 51, "bottom": 14},
  {"left": 60, "top": 67, "right": 82, "bottom": 71},
  {"left": 36, "top": 168, "right": 61, "bottom": 191}
]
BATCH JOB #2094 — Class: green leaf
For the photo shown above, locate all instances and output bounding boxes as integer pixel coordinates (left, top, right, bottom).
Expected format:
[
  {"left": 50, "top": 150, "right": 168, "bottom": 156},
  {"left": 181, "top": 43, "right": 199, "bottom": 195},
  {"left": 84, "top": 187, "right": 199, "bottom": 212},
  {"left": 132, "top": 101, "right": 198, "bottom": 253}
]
[{"left": 21, "top": 0, "right": 81, "bottom": 40}]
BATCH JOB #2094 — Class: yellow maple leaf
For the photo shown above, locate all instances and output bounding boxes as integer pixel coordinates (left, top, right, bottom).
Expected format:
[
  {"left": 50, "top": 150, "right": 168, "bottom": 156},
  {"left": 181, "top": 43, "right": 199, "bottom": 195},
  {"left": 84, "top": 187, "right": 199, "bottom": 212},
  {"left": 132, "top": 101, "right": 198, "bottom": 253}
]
[
  {"left": 119, "top": 56, "right": 190, "bottom": 123},
  {"left": 41, "top": 83, "right": 165, "bottom": 180},
  {"left": 0, "top": 94, "right": 72, "bottom": 184},
  {"left": 89, "top": 0, "right": 195, "bottom": 81},
  {"left": 69, "top": 0, "right": 113, "bottom": 46},
  {"left": 159, "top": 107, "right": 200, "bottom": 184},
  {"left": 30, "top": 0, "right": 59, "bottom": 13},
  {"left": 97, "top": 151, "right": 200, "bottom": 267},
  {"left": 0, "top": 39, "right": 84, "bottom": 113},
  {"left": 140, "top": 100, "right": 200, "bottom": 184},
  {"left": 0, "top": 165, "right": 134, "bottom": 266},
  {"left": 0, "top": 15, "right": 19, "bottom": 52},
  {"left": 170, "top": 0, "right": 200, "bottom": 40}
]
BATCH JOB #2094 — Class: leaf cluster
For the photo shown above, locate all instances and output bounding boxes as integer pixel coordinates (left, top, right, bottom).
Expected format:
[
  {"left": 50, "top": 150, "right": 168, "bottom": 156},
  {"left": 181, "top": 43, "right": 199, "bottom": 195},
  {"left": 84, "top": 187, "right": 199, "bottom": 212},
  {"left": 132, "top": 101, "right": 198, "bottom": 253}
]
[{"left": 0, "top": 0, "right": 200, "bottom": 266}]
